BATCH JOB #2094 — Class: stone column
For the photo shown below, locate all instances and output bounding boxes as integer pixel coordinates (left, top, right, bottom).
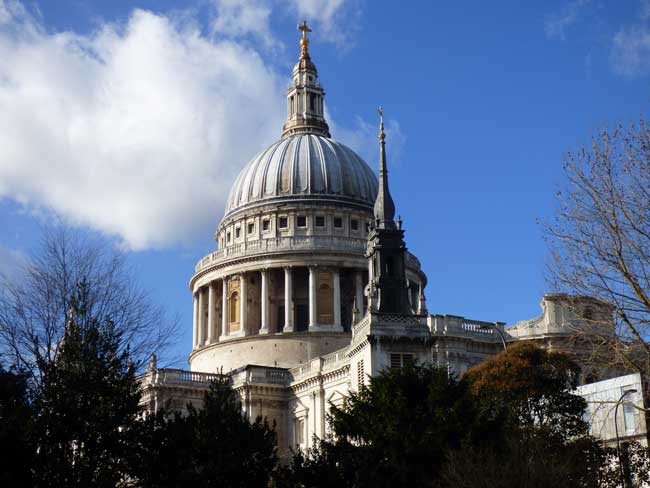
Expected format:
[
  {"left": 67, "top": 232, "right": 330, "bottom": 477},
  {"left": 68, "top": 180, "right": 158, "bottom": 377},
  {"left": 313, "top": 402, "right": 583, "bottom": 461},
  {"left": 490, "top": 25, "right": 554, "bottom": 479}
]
[
  {"left": 240, "top": 273, "right": 247, "bottom": 336},
  {"left": 259, "top": 269, "right": 269, "bottom": 334},
  {"left": 221, "top": 277, "right": 228, "bottom": 339},
  {"left": 192, "top": 292, "right": 198, "bottom": 349},
  {"left": 207, "top": 282, "right": 215, "bottom": 344},
  {"left": 308, "top": 266, "right": 317, "bottom": 330},
  {"left": 284, "top": 267, "right": 294, "bottom": 332},
  {"left": 197, "top": 287, "right": 205, "bottom": 347},
  {"left": 333, "top": 268, "right": 342, "bottom": 330},
  {"left": 355, "top": 270, "right": 364, "bottom": 317}
]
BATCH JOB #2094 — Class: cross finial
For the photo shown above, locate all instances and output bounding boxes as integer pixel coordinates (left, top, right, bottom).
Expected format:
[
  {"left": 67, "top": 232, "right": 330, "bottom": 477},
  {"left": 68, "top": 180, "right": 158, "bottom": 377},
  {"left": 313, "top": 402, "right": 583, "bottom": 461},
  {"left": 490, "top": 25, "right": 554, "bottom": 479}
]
[
  {"left": 298, "top": 20, "right": 312, "bottom": 39},
  {"left": 297, "top": 21, "right": 312, "bottom": 59}
]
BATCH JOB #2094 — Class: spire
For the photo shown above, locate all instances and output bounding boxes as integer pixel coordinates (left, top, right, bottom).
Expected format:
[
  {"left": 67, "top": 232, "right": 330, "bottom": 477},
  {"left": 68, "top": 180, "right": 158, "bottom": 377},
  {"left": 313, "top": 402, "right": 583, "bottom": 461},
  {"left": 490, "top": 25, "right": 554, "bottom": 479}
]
[
  {"left": 281, "top": 21, "right": 331, "bottom": 138},
  {"left": 373, "top": 106, "right": 396, "bottom": 229},
  {"left": 365, "top": 106, "right": 410, "bottom": 314}
]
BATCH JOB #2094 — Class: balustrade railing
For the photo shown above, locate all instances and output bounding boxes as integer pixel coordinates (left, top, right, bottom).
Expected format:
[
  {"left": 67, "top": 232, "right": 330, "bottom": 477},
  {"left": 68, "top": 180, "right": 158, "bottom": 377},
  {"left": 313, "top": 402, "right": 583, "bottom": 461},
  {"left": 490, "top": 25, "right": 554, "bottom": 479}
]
[
  {"left": 142, "top": 368, "right": 222, "bottom": 387},
  {"left": 195, "top": 236, "right": 424, "bottom": 273},
  {"left": 195, "top": 236, "right": 365, "bottom": 272},
  {"left": 429, "top": 315, "right": 507, "bottom": 342}
]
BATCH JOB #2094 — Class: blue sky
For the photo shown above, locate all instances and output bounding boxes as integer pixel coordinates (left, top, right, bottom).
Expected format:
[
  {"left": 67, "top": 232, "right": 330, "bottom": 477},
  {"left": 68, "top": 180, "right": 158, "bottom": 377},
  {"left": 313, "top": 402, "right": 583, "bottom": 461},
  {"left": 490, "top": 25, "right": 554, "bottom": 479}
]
[{"left": 1, "top": 0, "right": 649, "bottom": 366}]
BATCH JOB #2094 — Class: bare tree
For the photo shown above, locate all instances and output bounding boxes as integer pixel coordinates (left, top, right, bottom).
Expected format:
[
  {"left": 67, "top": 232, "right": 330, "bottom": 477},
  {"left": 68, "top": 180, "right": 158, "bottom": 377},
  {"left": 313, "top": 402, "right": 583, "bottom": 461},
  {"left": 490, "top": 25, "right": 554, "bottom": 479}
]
[
  {"left": 545, "top": 117, "right": 650, "bottom": 379},
  {"left": 0, "top": 224, "right": 180, "bottom": 379}
]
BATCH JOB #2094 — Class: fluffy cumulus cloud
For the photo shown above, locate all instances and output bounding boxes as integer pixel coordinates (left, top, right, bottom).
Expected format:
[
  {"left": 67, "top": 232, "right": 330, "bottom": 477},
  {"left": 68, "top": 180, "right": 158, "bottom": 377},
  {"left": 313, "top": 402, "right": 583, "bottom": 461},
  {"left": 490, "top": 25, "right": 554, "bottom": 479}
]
[
  {"left": 0, "top": 0, "right": 285, "bottom": 250},
  {"left": 0, "top": 0, "right": 379, "bottom": 250}
]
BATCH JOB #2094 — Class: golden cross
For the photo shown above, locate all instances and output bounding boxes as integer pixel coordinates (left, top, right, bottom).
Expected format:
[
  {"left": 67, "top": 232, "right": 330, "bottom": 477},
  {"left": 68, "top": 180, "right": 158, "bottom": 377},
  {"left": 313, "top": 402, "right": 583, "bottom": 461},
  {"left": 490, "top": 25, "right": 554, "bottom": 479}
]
[{"left": 298, "top": 20, "right": 312, "bottom": 39}]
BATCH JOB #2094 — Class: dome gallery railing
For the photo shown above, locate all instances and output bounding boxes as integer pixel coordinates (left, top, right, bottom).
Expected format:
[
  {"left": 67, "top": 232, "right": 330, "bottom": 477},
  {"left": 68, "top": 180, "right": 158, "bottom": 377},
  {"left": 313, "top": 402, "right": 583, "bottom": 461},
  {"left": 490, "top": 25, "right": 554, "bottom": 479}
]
[{"left": 194, "top": 236, "right": 422, "bottom": 273}]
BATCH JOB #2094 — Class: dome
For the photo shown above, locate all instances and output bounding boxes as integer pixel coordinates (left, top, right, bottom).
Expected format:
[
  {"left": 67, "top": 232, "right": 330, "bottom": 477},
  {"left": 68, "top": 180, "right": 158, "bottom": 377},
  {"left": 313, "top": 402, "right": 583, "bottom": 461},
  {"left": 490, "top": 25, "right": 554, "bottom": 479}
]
[{"left": 224, "top": 134, "right": 378, "bottom": 217}]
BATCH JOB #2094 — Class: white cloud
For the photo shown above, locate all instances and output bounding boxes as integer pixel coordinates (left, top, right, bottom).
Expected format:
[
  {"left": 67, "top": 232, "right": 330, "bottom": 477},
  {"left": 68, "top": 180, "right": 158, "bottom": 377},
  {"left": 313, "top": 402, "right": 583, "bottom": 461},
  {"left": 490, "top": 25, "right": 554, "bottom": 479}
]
[
  {"left": 211, "top": 0, "right": 278, "bottom": 49},
  {"left": 0, "top": 1, "right": 285, "bottom": 250},
  {"left": 0, "top": 0, "right": 369, "bottom": 250},
  {"left": 611, "top": 24, "right": 650, "bottom": 76},
  {"left": 329, "top": 109, "right": 406, "bottom": 169},
  {"left": 544, "top": 0, "right": 590, "bottom": 41},
  {"left": 288, "top": 0, "right": 358, "bottom": 47}
]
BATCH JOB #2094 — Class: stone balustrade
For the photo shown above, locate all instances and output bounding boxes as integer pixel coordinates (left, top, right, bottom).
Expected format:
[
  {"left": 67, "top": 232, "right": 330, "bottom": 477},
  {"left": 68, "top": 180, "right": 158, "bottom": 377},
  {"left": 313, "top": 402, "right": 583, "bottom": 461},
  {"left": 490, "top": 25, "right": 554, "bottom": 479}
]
[
  {"left": 140, "top": 368, "right": 222, "bottom": 387},
  {"left": 194, "top": 235, "right": 423, "bottom": 273},
  {"left": 429, "top": 314, "right": 507, "bottom": 343}
]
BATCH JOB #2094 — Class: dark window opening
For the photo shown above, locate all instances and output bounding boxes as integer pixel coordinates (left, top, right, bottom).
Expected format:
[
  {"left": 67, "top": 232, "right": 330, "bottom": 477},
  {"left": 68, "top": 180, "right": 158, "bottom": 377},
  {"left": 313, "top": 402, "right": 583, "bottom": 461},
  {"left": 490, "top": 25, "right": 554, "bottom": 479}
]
[
  {"left": 334, "top": 217, "right": 343, "bottom": 228},
  {"left": 315, "top": 216, "right": 325, "bottom": 227},
  {"left": 262, "top": 219, "right": 270, "bottom": 231},
  {"left": 350, "top": 219, "right": 359, "bottom": 231},
  {"left": 386, "top": 256, "right": 394, "bottom": 276},
  {"left": 297, "top": 215, "right": 307, "bottom": 228},
  {"left": 226, "top": 232, "right": 231, "bottom": 243},
  {"left": 235, "top": 227, "right": 241, "bottom": 238},
  {"left": 247, "top": 223, "right": 254, "bottom": 234},
  {"left": 309, "top": 93, "right": 315, "bottom": 111},
  {"left": 279, "top": 217, "right": 288, "bottom": 229},
  {"left": 290, "top": 95, "right": 294, "bottom": 114}
]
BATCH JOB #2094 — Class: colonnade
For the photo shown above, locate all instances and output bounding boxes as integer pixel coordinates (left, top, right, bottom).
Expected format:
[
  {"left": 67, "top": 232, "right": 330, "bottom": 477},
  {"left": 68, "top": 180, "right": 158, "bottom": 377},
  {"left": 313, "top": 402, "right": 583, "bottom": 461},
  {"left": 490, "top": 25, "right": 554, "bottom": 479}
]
[{"left": 192, "top": 266, "right": 367, "bottom": 350}]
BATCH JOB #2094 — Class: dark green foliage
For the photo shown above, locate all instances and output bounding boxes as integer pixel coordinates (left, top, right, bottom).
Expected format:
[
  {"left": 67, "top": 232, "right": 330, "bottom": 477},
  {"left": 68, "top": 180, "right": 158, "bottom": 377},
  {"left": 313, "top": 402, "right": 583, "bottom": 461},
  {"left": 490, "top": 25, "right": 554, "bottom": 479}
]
[
  {"left": 278, "top": 364, "right": 480, "bottom": 488},
  {"left": 130, "top": 376, "right": 277, "bottom": 487},
  {"left": 33, "top": 281, "right": 142, "bottom": 487},
  {"left": 279, "top": 345, "right": 613, "bottom": 488},
  {"left": 0, "top": 366, "right": 34, "bottom": 487}
]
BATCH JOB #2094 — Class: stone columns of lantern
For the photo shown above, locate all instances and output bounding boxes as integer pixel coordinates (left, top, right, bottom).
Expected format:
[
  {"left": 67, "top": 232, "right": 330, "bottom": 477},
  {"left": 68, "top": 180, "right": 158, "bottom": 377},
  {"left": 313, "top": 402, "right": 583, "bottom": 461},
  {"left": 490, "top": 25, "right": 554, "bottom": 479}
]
[
  {"left": 192, "top": 292, "right": 198, "bottom": 349},
  {"left": 355, "top": 270, "right": 364, "bottom": 318},
  {"left": 333, "top": 269, "right": 342, "bottom": 330},
  {"left": 207, "top": 282, "right": 216, "bottom": 344},
  {"left": 308, "top": 266, "right": 317, "bottom": 330},
  {"left": 197, "top": 287, "right": 205, "bottom": 347},
  {"left": 259, "top": 269, "right": 269, "bottom": 334},
  {"left": 240, "top": 273, "right": 248, "bottom": 336},
  {"left": 220, "top": 277, "right": 228, "bottom": 340},
  {"left": 284, "top": 267, "right": 294, "bottom": 332}
]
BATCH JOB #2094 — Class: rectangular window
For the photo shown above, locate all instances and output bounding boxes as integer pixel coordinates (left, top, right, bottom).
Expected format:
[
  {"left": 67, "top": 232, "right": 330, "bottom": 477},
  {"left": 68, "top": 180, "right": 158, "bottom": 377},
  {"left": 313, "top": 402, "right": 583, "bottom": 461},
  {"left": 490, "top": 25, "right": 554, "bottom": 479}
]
[
  {"left": 390, "top": 353, "right": 414, "bottom": 369},
  {"left": 350, "top": 219, "right": 359, "bottom": 231},
  {"left": 226, "top": 231, "right": 231, "bottom": 243},
  {"left": 247, "top": 222, "right": 254, "bottom": 234},
  {"left": 623, "top": 401, "right": 636, "bottom": 435},
  {"left": 295, "top": 417, "right": 305, "bottom": 446},
  {"left": 235, "top": 227, "right": 241, "bottom": 238},
  {"left": 262, "top": 219, "right": 270, "bottom": 231},
  {"left": 315, "top": 216, "right": 325, "bottom": 227},
  {"left": 297, "top": 215, "right": 307, "bottom": 228},
  {"left": 357, "top": 359, "right": 365, "bottom": 388},
  {"left": 279, "top": 216, "right": 288, "bottom": 229},
  {"left": 334, "top": 217, "right": 343, "bottom": 229}
]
